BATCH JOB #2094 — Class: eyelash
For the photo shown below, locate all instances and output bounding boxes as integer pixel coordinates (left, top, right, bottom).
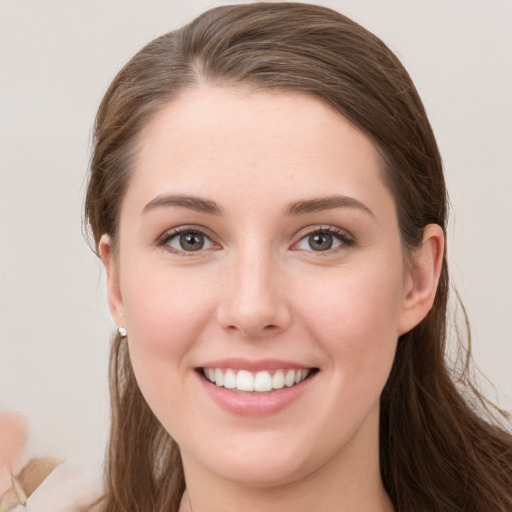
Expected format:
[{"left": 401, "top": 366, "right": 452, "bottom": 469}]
[
  {"left": 293, "top": 225, "right": 354, "bottom": 253},
  {"left": 156, "top": 226, "right": 218, "bottom": 256},
  {"left": 156, "top": 225, "right": 354, "bottom": 255}
]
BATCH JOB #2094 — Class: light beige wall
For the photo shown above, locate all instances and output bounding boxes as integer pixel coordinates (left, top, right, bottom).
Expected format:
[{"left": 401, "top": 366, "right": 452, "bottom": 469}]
[{"left": 1, "top": 0, "right": 511, "bottom": 460}]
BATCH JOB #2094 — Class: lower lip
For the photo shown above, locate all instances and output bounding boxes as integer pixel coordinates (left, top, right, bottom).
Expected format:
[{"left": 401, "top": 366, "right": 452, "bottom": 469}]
[{"left": 197, "top": 371, "right": 316, "bottom": 417}]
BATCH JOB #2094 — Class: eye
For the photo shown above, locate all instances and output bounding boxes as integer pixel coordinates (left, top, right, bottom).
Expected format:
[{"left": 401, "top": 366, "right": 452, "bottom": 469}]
[
  {"left": 293, "top": 227, "right": 353, "bottom": 252},
  {"left": 159, "top": 228, "right": 217, "bottom": 253}
]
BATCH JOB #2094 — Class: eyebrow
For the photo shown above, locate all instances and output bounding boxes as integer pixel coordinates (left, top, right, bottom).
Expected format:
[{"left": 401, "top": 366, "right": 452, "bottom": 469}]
[
  {"left": 143, "top": 194, "right": 224, "bottom": 215},
  {"left": 142, "top": 193, "right": 374, "bottom": 218},
  {"left": 285, "top": 195, "right": 375, "bottom": 218}
]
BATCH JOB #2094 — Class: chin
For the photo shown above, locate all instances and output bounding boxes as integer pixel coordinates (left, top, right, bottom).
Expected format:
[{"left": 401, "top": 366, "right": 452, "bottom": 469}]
[
  {"left": 179, "top": 425, "right": 335, "bottom": 489},
  {"left": 210, "top": 454, "right": 314, "bottom": 489}
]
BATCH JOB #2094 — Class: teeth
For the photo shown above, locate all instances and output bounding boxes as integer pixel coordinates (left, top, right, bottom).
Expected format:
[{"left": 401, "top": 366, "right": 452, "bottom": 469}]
[
  {"left": 203, "top": 368, "right": 311, "bottom": 392},
  {"left": 224, "top": 369, "right": 236, "bottom": 389},
  {"left": 285, "top": 369, "right": 295, "bottom": 387},
  {"left": 254, "top": 371, "right": 272, "bottom": 392},
  {"left": 272, "top": 370, "right": 285, "bottom": 389},
  {"left": 295, "top": 369, "right": 306, "bottom": 385},
  {"left": 214, "top": 368, "right": 224, "bottom": 387},
  {"left": 236, "top": 370, "right": 254, "bottom": 391}
]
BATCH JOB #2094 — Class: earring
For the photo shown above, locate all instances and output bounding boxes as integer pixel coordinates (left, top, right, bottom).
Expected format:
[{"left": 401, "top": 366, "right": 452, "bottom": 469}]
[{"left": 118, "top": 327, "right": 128, "bottom": 338}]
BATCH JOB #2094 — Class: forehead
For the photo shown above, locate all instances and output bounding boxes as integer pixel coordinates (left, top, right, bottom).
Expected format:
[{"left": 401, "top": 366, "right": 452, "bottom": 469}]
[{"left": 125, "top": 86, "right": 392, "bottom": 215}]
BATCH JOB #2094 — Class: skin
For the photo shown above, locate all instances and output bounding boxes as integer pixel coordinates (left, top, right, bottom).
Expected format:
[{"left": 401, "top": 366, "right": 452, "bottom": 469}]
[{"left": 100, "top": 86, "right": 444, "bottom": 512}]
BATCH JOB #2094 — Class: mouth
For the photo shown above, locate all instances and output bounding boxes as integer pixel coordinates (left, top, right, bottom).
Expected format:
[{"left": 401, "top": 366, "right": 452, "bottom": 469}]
[{"left": 198, "top": 367, "right": 319, "bottom": 393}]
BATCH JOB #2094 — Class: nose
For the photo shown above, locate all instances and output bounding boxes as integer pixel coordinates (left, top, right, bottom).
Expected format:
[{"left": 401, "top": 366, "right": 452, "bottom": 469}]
[{"left": 216, "top": 251, "right": 292, "bottom": 340}]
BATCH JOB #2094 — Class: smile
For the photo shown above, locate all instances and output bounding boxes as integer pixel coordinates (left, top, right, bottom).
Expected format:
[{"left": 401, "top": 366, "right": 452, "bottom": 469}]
[{"left": 201, "top": 368, "right": 313, "bottom": 392}]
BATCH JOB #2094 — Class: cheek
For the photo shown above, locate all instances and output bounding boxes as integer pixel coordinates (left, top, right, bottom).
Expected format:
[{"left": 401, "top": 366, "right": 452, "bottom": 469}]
[
  {"left": 120, "top": 269, "right": 215, "bottom": 429},
  {"left": 117, "top": 262, "right": 219, "bottom": 418},
  {"left": 120, "top": 259, "right": 217, "bottom": 353},
  {"left": 297, "top": 265, "right": 403, "bottom": 375}
]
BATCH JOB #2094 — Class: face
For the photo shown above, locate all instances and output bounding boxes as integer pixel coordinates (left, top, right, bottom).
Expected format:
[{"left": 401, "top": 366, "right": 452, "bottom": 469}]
[{"left": 102, "top": 86, "right": 436, "bottom": 489}]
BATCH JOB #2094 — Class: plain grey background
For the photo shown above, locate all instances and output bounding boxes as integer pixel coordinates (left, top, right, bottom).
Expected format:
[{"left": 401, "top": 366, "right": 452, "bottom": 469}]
[{"left": 1, "top": 0, "right": 511, "bottom": 461}]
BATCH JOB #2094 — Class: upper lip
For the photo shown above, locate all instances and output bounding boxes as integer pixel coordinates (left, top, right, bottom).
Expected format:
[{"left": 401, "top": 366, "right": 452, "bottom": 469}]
[{"left": 198, "top": 358, "right": 316, "bottom": 372}]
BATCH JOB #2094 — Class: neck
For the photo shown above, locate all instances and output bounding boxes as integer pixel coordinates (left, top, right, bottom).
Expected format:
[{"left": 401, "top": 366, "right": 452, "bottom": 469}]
[{"left": 180, "top": 476, "right": 393, "bottom": 512}]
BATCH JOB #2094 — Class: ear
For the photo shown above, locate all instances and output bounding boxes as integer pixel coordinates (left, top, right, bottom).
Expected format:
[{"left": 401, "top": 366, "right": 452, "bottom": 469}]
[
  {"left": 99, "top": 234, "right": 125, "bottom": 328},
  {"left": 398, "top": 224, "right": 445, "bottom": 335}
]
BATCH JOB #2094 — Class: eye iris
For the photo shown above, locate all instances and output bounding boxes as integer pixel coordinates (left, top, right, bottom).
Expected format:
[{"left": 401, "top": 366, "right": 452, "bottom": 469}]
[
  {"left": 309, "top": 233, "right": 333, "bottom": 251},
  {"left": 180, "top": 232, "right": 204, "bottom": 251}
]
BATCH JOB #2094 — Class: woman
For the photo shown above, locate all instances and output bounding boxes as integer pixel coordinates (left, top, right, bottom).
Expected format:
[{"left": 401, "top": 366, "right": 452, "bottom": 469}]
[{"left": 81, "top": 2, "right": 512, "bottom": 511}]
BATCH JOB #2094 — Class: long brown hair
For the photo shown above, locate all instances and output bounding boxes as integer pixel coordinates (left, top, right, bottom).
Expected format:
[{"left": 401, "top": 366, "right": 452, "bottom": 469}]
[{"left": 84, "top": 3, "right": 512, "bottom": 511}]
